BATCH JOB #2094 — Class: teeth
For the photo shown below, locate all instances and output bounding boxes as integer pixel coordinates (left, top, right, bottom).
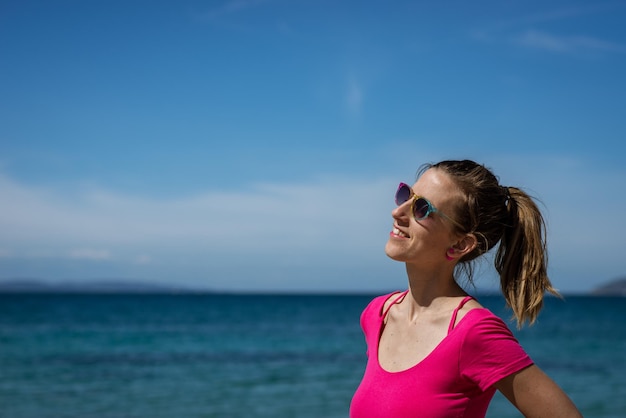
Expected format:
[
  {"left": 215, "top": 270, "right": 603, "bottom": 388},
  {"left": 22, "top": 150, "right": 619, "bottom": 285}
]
[{"left": 393, "top": 227, "right": 408, "bottom": 238}]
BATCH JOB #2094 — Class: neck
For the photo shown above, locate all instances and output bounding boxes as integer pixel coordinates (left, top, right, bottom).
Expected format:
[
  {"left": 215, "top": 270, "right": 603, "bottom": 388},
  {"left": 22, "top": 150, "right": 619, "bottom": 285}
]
[{"left": 404, "top": 262, "right": 466, "bottom": 309}]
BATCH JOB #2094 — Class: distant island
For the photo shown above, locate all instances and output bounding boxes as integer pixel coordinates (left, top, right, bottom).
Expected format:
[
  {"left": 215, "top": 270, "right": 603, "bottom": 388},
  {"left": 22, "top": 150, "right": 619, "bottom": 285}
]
[
  {"left": 0, "top": 279, "right": 202, "bottom": 294},
  {"left": 590, "top": 278, "right": 626, "bottom": 296}
]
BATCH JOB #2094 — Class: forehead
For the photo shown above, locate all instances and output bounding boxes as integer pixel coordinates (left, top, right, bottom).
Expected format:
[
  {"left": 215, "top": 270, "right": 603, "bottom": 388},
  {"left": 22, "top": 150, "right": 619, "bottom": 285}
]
[{"left": 412, "top": 168, "right": 462, "bottom": 207}]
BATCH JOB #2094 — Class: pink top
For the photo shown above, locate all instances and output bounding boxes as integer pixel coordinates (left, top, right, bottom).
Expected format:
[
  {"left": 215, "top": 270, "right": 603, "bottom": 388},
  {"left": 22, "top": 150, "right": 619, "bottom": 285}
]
[{"left": 349, "top": 292, "right": 533, "bottom": 418}]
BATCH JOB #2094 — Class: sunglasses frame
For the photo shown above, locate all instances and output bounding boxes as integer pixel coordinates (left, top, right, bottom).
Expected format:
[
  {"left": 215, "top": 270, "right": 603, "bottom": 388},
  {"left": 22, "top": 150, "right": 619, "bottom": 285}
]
[{"left": 395, "top": 182, "right": 464, "bottom": 230}]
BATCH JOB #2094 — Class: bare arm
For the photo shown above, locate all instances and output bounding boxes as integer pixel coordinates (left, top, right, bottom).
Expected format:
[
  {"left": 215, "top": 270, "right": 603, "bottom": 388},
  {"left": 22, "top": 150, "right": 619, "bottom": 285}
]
[{"left": 495, "top": 365, "right": 582, "bottom": 418}]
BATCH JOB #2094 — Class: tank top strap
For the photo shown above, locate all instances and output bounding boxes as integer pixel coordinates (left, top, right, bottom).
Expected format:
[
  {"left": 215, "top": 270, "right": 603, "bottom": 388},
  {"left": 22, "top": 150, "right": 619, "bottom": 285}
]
[
  {"left": 448, "top": 296, "right": 475, "bottom": 334},
  {"left": 380, "top": 290, "right": 409, "bottom": 319}
]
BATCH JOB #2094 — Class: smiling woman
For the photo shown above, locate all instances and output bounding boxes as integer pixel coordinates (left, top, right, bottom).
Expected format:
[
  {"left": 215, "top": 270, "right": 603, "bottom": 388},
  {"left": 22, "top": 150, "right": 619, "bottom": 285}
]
[{"left": 350, "top": 159, "right": 582, "bottom": 418}]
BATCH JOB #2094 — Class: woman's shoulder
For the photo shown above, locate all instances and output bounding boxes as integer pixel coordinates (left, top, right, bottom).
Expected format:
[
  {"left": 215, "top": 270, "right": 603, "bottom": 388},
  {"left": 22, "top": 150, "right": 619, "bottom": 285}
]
[
  {"left": 379, "top": 290, "right": 409, "bottom": 317},
  {"left": 455, "top": 305, "right": 518, "bottom": 343},
  {"left": 449, "top": 295, "right": 485, "bottom": 329},
  {"left": 359, "top": 292, "right": 403, "bottom": 333},
  {"left": 360, "top": 291, "right": 405, "bottom": 319}
]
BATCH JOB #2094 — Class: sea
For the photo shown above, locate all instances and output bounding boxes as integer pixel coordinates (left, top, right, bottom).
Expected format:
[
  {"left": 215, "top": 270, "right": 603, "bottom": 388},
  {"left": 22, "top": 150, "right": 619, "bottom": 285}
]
[{"left": 0, "top": 292, "right": 624, "bottom": 418}]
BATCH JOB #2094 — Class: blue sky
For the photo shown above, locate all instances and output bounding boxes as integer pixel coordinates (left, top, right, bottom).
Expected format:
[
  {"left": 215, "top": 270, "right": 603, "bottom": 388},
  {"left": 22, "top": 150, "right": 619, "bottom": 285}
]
[{"left": 1, "top": 0, "right": 625, "bottom": 293}]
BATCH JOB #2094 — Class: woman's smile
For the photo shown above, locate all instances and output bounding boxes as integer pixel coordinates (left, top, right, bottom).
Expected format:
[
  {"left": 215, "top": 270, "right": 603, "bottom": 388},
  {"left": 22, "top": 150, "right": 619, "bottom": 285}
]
[{"left": 391, "top": 227, "right": 409, "bottom": 238}]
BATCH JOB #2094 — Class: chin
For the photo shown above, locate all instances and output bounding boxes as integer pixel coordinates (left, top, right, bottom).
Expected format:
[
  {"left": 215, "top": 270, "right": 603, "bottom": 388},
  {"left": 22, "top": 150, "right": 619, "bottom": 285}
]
[
  {"left": 384, "top": 242, "right": 406, "bottom": 262},
  {"left": 386, "top": 253, "right": 408, "bottom": 263}
]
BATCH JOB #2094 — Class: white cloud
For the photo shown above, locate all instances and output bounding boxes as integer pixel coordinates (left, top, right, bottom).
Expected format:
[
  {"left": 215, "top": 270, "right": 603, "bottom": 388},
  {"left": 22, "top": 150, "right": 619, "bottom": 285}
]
[
  {"left": 0, "top": 172, "right": 400, "bottom": 291},
  {"left": 515, "top": 29, "right": 626, "bottom": 54},
  {"left": 0, "top": 172, "right": 393, "bottom": 263}
]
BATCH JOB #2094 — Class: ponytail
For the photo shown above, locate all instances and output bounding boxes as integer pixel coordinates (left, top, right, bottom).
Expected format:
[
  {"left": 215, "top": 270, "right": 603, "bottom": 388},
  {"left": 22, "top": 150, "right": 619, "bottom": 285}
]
[{"left": 495, "top": 187, "right": 560, "bottom": 328}]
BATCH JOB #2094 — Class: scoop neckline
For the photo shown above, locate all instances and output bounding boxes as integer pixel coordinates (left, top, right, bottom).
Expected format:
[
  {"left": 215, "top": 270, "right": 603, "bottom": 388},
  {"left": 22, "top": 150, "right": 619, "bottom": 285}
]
[{"left": 375, "top": 305, "right": 486, "bottom": 374}]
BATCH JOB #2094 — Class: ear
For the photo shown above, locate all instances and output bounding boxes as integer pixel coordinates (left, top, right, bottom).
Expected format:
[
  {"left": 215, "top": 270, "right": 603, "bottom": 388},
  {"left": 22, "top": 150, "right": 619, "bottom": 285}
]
[{"left": 451, "top": 234, "right": 478, "bottom": 258}]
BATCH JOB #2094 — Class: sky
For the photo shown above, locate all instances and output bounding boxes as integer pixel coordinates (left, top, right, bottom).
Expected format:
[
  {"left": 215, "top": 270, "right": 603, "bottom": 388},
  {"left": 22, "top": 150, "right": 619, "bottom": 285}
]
[{"left": 1, "top": 0, "right": 625, "bottom": 293}]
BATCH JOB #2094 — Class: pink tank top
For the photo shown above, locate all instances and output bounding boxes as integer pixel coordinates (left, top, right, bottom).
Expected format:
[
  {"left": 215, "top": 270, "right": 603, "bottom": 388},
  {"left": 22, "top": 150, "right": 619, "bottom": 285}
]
[{"left": 349, "top": 292, "right": 533, "bottom": 418}]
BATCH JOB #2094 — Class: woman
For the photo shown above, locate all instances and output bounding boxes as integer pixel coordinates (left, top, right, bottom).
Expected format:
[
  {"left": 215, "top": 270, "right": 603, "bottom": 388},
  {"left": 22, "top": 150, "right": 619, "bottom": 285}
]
[{"left": 349, "top": 160, "right": 581, "bottom": 418}]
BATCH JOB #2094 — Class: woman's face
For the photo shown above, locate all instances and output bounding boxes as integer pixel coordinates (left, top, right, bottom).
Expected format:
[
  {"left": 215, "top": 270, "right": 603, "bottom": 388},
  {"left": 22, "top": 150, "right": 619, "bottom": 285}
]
[{"left": 384, "top": 168, "right": 464, "bottom": 266}]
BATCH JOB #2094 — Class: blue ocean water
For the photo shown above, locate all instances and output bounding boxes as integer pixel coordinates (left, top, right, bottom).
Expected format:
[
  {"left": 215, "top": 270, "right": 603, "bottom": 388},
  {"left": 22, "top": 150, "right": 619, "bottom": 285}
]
[{"left": 0, "top": 293, "right": 624, "bottom": 417}]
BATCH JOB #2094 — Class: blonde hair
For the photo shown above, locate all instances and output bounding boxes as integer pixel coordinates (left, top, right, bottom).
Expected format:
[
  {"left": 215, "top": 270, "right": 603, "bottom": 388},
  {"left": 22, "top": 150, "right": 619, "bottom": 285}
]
[{"left": 420, "top": 160, "right": 560, "bottom": 327}]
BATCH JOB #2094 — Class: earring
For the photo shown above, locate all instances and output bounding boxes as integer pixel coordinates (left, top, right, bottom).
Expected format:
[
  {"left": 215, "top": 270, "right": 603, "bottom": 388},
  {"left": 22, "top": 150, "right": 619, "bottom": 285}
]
[{"left": 445, "top": 248, "right": 455, "bottom": 261}]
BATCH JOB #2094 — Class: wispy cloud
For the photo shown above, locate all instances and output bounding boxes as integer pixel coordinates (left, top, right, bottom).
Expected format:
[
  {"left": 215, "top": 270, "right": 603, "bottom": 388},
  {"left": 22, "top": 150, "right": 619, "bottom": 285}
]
[
  {"left": 472, "top": 3, "right": 626, "bottom": 55},
  {"left": 0, "top": 172, "right": 392, "bottom": 262},
  {"left": 515, "top": 29, "right": 626, "bottom": 54},
  {"left": 346, "top": 75, "right": 364, "bottom": 116},
  {"left": 0, "top": 172, "right": 396, "bottom": 290},
  {"left": 497, "top": 4, "right": 620, "bottom": 29},
  {"left": 201, "top": 0, "right": 273, "bottom": 20}
]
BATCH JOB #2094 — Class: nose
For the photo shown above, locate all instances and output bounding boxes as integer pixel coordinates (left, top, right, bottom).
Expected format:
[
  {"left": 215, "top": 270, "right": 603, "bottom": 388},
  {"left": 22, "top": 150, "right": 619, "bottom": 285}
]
[{"left": 392, "top": 198, "right": 412, "bottom": 223}]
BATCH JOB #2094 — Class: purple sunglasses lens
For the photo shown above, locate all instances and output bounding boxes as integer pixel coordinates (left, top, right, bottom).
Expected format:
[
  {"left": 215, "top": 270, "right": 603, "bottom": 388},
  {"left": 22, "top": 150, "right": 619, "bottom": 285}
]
[{"left": 395, "top": 183, "right": 412, "bottom": 205}]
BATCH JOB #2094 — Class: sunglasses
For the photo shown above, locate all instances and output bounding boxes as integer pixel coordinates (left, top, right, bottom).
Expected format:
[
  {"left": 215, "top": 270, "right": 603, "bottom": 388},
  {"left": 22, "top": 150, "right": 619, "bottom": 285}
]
[{"left": 395, "top": 182, "right": 463, "bottom": 229}]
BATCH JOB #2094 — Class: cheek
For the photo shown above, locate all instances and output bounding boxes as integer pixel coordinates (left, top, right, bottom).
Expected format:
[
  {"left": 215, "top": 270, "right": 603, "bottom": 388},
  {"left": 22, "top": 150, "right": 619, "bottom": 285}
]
[{"left": 415, "top": 223, "right": 455, "bottom": 250}]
